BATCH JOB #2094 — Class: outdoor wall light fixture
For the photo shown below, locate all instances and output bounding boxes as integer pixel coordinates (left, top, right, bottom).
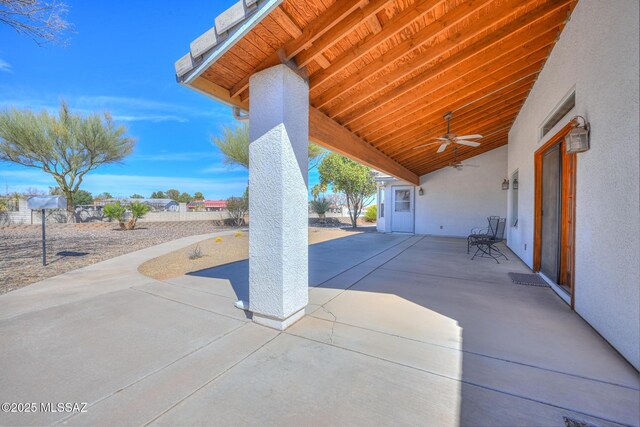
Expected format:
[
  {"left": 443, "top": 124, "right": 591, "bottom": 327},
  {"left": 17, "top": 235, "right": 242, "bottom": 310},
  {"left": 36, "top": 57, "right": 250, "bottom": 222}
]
[
  {"left": 418, "top": 187, "right": 424, "bottom": 196},
  {"left": 502, "top": 179, "right": 509, "bottom": 190},
  {"left": 512, "top": 178, "right": 519, "bottom": 190},
  {"left": 565, "top": 116, "right": 590, "bottom": 153}
]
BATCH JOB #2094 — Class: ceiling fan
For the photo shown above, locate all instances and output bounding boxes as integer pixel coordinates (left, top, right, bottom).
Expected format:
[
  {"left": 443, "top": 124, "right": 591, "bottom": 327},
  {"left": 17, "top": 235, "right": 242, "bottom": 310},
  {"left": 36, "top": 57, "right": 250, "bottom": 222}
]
[
  {"left": 413, "top": 112, "right": 483, "bottom": 153},
  {"left": 448, "top": 147, "right": 479, "bottom": 170}
]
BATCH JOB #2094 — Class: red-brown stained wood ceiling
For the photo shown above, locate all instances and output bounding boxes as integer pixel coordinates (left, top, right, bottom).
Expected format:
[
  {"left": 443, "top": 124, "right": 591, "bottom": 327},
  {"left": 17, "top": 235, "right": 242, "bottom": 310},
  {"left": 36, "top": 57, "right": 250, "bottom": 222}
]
[{"left": 200, "top": 0, "right": 577, "bottom": 176}]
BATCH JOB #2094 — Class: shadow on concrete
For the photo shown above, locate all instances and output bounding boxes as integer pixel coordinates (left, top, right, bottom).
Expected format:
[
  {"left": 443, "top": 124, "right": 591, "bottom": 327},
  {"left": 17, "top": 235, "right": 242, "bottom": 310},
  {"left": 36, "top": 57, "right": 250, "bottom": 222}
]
[{"left": 187, "top": 232, "right": 639, "bottom": 426}]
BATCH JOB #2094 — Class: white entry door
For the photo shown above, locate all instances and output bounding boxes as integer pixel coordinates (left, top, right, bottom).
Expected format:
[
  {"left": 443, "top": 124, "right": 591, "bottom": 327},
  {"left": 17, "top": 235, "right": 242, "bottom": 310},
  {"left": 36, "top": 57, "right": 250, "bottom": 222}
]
[{"left": 391, "top": 186, "right": 414, "bottom": 233}]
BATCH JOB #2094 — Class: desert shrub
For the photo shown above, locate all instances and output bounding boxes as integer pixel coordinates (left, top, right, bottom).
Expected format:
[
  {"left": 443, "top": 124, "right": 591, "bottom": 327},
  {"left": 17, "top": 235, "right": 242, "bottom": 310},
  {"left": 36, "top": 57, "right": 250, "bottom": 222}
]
[
  {"left": 215, "top": 237, "right": 223, "bottom": 243},
  {"left": 188, "top": 244, "right": 203, "bottom": 260},
  {"left": 310, "top": 198, "right": 330, "bottom": 215},
  {"left": 103, "top": 202, "right": 128, "bottom": 230},
  {"left": 364, "top": 205, "right": 377, "bottom": 222},
  {"left": 227, "top": 195, "right": 248, "bottom": 227}
]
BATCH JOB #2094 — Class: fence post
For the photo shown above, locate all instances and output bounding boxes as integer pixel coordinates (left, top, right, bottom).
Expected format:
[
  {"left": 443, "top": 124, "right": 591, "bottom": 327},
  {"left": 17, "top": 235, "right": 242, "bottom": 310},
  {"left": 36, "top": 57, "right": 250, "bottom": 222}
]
[{"left": 179, "top": 203, "right": 187, "bottom": 221}]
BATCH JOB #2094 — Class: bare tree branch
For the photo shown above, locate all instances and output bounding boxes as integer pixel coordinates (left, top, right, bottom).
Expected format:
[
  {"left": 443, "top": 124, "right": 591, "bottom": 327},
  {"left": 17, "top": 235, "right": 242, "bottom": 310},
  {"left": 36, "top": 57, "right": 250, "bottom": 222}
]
[{"left": 0, "top": 0, "right": 71, "bottom": 46}]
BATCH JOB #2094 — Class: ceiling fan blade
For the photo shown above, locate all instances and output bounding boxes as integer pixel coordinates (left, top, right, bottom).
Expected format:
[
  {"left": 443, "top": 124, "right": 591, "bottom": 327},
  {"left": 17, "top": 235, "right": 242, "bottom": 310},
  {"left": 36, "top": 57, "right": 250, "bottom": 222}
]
[
  {"left": 412, "top": 141, "right": 442, "bottom": 150},
  {"left": 436, "top": 137, "right": 450, "bottom": 141},
  {"left": 437, "top": 142, "right": 449, "bottom": 153},
  {"left": 455, "top": 140, "right": 481, "bottom": 147},
  {"left": 456, "top": 134, "right": 483, "bottom": 140}
]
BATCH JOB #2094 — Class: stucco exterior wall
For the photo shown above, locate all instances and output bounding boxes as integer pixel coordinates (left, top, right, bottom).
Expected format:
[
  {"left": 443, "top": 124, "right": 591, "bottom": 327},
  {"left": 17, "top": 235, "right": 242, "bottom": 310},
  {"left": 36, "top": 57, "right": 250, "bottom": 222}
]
[
  {"left": 506, "top": 0, "right": 640, "bottom": 369},
  {"left": 377, "top": 146, "right": 508, "bottom": 237}
]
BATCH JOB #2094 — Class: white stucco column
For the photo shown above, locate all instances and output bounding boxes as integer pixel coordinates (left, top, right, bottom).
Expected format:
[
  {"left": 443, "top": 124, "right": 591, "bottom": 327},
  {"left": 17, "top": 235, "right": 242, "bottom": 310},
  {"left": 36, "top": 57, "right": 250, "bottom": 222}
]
[{"left": 248, "top": 64, "right": 309, "bottom": 330}]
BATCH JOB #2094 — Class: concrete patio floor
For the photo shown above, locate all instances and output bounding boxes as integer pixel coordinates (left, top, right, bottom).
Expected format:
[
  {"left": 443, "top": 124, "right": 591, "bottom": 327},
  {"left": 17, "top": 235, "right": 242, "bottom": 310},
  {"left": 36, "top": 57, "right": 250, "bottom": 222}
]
[{"left": 0, "top": 232, "right": 638, "bottom": 426}]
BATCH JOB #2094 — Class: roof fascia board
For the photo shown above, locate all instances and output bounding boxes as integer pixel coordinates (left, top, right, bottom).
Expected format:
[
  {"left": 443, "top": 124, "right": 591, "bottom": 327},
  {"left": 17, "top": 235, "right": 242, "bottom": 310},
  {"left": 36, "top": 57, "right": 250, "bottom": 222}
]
[{"left": 182, "top": 0, "right": 283, "bottom": 85}]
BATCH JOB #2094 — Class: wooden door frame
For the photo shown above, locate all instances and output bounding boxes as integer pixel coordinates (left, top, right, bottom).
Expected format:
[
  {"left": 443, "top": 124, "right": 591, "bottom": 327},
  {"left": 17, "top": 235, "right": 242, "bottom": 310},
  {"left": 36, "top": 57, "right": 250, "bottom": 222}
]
[{"left": 533, "top": 121, "right": 577, "bottom": 308}]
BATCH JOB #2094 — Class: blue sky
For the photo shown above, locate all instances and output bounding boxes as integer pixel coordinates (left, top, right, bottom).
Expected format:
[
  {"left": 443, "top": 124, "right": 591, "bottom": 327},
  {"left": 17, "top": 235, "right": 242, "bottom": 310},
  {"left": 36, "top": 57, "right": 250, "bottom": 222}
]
[{"left": 0, "top": 0, "right": 320, "bottom": 199}]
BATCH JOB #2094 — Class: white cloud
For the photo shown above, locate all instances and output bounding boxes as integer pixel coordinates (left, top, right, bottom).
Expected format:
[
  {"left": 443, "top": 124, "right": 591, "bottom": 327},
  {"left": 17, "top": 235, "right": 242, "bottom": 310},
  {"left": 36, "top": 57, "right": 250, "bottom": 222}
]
[
  {"left": 200, "top": 165, "right": 244, "bottom": 174},
  {"left": 0, "top": 93, "right": 230, "bottom": 124},
  {"left": 0, "top": 59, "right": 11, "bottom": 73}
]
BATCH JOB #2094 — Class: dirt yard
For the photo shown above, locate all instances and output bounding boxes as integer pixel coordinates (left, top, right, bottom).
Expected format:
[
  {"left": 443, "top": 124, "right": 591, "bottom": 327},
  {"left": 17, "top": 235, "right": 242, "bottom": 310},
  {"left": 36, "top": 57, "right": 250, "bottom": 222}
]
[
  {"left": 0, "top": 221, "right": 230, "bottom": 294},
  {"left": 0, "top": 220, "right": 373, "bottom": 295},
  {"left": 138, "top": 227, "right": 369, "bottom": 280}
]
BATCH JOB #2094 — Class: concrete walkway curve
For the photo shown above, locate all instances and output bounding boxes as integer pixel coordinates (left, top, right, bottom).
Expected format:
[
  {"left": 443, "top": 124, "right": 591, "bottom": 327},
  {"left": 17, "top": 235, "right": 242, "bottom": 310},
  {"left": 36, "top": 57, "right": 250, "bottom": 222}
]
[{"left": 0, "top": 231, "right": 638, "bottom": 426}]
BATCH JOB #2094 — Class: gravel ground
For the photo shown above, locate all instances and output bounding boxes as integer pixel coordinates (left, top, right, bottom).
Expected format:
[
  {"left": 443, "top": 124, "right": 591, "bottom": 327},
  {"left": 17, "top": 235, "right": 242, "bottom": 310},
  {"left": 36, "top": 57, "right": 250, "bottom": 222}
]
[
  {"left": 0, "top": 221, "right": 232, "bottom": 295},
  {"left": 138, "top": 227, "right": 369, "bottom": 280},
  {"left": 0, "top": 219, "right": 375, "bottom": 295}
]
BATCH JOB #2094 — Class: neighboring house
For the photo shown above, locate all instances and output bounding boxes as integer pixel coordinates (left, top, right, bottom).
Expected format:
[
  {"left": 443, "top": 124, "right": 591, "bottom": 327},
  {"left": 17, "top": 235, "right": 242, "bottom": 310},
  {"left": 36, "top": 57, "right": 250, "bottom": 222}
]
[
  {"left": 175, "top": 0, "right": 639, "bottom": 369},
  {"left": 187, "top": 200, "right": 228, "bottom": 211}
]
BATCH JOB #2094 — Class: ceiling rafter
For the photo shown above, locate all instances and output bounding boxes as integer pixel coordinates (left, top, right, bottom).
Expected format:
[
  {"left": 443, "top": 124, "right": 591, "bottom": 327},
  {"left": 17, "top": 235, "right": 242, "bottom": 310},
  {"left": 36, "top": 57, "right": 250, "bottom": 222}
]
[
  {"left": 364, "top": 60, "right": 544, "bottom": 144},
  {"left": 230, "top": 0, "right": 368, "bottom": 98},
  {"left": 332, "top": 8, "right": 566, "bottom": 125},
  {"left": 181, "top": 0, "right": 578, "bottom": 177},
  {"left": 294, "top": 0, "right": 394, "bottom": 68},
  {"left": 311, "top": 0, "right": 496, "bottom": 109},
  {"left": 307, "top": 0, "right": 443, "bottom": 90}
]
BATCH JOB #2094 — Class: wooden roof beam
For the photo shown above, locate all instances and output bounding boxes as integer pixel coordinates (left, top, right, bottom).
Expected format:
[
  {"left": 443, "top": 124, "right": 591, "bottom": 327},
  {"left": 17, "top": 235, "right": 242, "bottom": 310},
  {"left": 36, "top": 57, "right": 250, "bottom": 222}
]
[
  {"left": 294, "top": 0, "right": 394, "bottom": 68},
  {"left": 308, "top": 107, "right": 419, "bottom": 185},
  {"left": 348, "top": 38, "right": 553, "bottom": 136},
  {"left": 308, "top": 0, "right": 442, "bottom": 90},
  {"left": 392, "top": 105, "right": 523, "bottom": 162},
  {"left": 334, "top": 7, "right": 568, "bottom": 124},
  {"left": 406, "top": 126, "right": 512, "bottom": 167},
  {"left": 388, "top": 87, "right": 531, "bottom": 153},
  {"left": 364, "top": 60, "right": 544, "bottom": 144},
  {"left": 270, "top": 6, "right": 302, "bottom": 39},
  {"left": 230, "top": 0, "right": 367, "bottom": 98},
  {"left": 317, "top": 0, "right": 571, "bottom": 112},
  {"left": 387, "top": 93, "right": 529, "bottom": 157},
  {"left": 312, "top": 0, "right": 503, "bottom": 109}
]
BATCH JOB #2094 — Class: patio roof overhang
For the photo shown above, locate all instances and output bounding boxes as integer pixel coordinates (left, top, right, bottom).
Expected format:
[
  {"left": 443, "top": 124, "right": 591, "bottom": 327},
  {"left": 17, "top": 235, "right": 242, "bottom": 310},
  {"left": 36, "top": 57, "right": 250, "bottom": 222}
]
[{"left": 175, "top": 0, "right": 577, "bottom": 183}]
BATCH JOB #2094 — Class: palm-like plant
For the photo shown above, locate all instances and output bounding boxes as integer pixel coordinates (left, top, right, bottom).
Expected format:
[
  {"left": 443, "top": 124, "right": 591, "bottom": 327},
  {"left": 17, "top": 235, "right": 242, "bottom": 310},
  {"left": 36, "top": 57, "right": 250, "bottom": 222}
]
[
  {"left": 128, "top": 201, "right": 150, "bottom": 230},
  {"left": 103, "top": 201, "right": 128, "bottom": 230}
]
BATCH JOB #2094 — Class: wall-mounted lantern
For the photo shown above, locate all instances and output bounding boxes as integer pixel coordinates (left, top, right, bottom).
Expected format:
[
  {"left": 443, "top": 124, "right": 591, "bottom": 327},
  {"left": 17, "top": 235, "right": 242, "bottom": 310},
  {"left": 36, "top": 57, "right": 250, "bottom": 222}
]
[
  {"left": 501, "top": 179, "right": 509, "bottom": 190},
  {"left": 418, "top": 187, "right": 424, "bottom": 196},
  {"left": 565, "top": 116, "right": 590, "bottom": 153},
  {"left": 512, "top": 179, "right": 518, "bottom": 190}
]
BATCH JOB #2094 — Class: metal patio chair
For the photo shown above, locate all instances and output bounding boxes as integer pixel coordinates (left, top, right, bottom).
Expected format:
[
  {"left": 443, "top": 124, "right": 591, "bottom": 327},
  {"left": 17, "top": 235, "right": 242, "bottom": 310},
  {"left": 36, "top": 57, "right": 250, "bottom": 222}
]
[
  {"left": 471, "top": 218, "right": 508, "bottom": 263},
  {"left": 467, "top": 216, "right": 500, "bottom": 253}
]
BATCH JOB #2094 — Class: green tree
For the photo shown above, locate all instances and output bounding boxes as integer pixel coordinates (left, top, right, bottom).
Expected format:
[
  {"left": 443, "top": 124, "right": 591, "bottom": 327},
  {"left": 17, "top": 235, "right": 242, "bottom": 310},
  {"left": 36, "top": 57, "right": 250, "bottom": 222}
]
[
  {"left": 0, "top": 102, "right": 135, "bottom": 221},
  {"left": 317, "top": 153, "right": 376, "bottom": 228},
  {"left": 226, "top": 194, "right": 248, "bottom": 227},
  {"left": 178, "top": 192, "right": 192, "bottom": 203},
  {"left": 73, "top": 189, "right": 93, "bottom": 206},
  {"left": 130, "top": 193, "right": 144, "bottom": 199},
  {"left": 193, "top": 192, "right": 204, "bottom": 201},
  {"left": 212, "top": 122, "right": 325, "bottom": 170},
  {"left": 150, "top": 191, "right": 166, "bottom": 199},
  {"left": 165, "top": 189, "right": 180, "bottom": 201},
  {"left": 95, "top": 192, "right": 113, "bottom": 200}
]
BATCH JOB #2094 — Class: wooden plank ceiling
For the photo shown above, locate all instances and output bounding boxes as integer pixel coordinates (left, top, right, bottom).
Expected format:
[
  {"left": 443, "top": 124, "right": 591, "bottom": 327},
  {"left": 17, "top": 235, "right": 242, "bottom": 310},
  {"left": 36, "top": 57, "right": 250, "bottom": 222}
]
[{"left": 187, "top": 0, "right": 576, "bottom": 178}]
